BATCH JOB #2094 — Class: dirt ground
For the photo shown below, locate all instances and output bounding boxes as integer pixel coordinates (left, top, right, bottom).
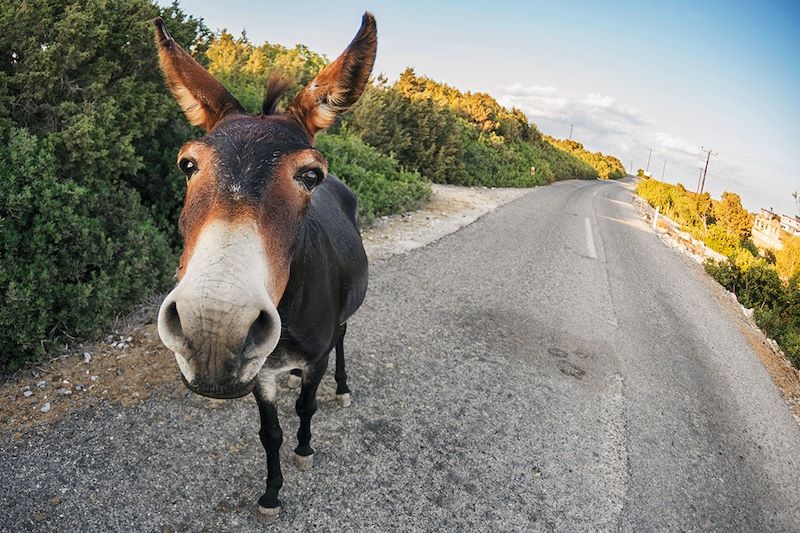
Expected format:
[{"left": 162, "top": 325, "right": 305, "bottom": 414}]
[{"left": 0, "top": 184, "right": 529, "bottom": 436}]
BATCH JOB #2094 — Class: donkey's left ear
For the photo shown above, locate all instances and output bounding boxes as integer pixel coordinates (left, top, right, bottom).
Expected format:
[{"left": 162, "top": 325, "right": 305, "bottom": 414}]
[
  {"left": 288, "top": 12, "right": 377, "bottom": 137},
  {"left": 153, "top": 17, "right": 244, "bottom": 131}
]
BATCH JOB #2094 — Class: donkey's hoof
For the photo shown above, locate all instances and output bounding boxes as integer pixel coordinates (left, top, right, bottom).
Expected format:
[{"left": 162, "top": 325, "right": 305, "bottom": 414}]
[
  {"left": 256, "top": 504, "right": 281, "bottom": 524},
  {"left": 294, "top": 452, "right": 314, "bottom": 471},
  {"left": 287, "top": 373, "right": 301, "bottom": 389},
  {"left": 335, "top": 392, "right": 351, "bottom": 408}
]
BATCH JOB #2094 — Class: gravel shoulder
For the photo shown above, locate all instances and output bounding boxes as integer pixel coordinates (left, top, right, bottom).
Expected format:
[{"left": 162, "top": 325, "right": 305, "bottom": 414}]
[{"left": 0, "top": 183, "right": 531, "bottom": 437}]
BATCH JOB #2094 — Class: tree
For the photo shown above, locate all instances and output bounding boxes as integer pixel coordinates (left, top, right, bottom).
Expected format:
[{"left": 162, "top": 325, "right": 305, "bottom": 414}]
[
  {"left": 776, "top": 234, "right": 800, "bottom": 280},
  {"left": 714, "top": 192, "right": 752, "bottom": 243},
  {"left": 205, "top": 32, "right": 328, "bottom": 113}
]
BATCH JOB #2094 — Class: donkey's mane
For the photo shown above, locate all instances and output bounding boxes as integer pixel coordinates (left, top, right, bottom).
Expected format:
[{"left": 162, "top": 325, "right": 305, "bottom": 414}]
[{"left": 262, "top": 73, "right": 295, "bottom": 115}]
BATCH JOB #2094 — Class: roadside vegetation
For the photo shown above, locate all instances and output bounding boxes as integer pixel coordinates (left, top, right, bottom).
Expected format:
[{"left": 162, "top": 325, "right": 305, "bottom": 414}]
[
  {"left": 637, "top": 179, "right": 800, "bottom": 366},
  {"left": 544, "top": 136, "right": 627, "bottom": 180},
  {"left": 0, "top": 0, "right": 624, "bottom": 370}
]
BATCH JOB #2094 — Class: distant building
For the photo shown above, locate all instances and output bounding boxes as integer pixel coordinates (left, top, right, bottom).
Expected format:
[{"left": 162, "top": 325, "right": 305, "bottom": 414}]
[
  {"left": 780, "top": 214, "right": 800, "bottom": 236},
  {"left": 752, "top": 208, "right": 783, "bottom": 250}
]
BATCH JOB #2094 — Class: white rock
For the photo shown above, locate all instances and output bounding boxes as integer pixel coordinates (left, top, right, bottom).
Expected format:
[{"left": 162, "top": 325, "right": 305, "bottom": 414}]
[
  {"left": 23, "top": 390, "right": 33, "bottom": 398},
  {"left": 83, "top": 352, "right": 92, "bottom": 364},
  {"left": 40, "top": 402, "right": 50, "bottom": 413},
  {"left": 35, "top": 381, "right": 47, "bottom": 388}
]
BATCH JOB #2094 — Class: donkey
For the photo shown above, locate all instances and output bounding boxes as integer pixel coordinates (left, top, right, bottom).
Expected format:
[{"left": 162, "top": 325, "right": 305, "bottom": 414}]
[{"left": 153, "top": 13, "right": 375, "bottom": 520}]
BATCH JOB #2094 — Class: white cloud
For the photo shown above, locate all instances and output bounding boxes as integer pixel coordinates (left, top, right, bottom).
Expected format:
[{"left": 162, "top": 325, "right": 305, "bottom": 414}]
[
  {"left": 496, "top": 82, "right": 794, "bottom": 213},
  {"left": 500, "top": 84, "right": 650, "bottom": 140},
  {"left": 505, "top": 84, "right": 561, "bottom": 98},
  {"left": 651, "top": 132, "right": 700, "bottom": 158},
  {"left": 581, "top": 93, "right": 649, "bottom": 126}
]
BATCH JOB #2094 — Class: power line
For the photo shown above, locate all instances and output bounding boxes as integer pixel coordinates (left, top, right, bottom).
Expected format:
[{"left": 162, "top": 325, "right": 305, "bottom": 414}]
[
  {"left": 630, "top": 159, "right": 634, "bottom": 175},
  {"left": 645, "top": 148, "right": 654, "bottom": 172},
  {"left": 569, "top": 124, "right": 573, "bottom": 140},
  {"left": 728, "top": 154, "right": 800, "bottom": 175},
  {"left": 661, "top": 160, "right": 667, "bottom": 180},
  {"left": 698, "top": 146, "right": 718, "bottom": 195}
]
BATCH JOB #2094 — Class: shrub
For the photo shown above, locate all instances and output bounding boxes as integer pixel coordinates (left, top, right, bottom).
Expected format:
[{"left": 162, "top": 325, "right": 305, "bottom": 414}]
[
  {"left": 543, "top": 136, "right": 626, "bottom": 179},
  {"left": 705, "top": 257, "right": 800, "bottom": 367},
  {"left": 316, "top": 132, "right": 431, "bottom": 223},
  {"left": 737, "top": 262, "right": 785, "bottom": 310},
  {"left": 703, "top": 223, "right": 741, "bottom": 256},
  {"left": 0, "top": 0, "right": 209, "bottom": 369},
  {"left": 776, "top": 234, "right": 800, "bottom": 280},
  {"left": 703, "top": 258, "right": 739, "bottom": 292},
  {"left": 0, "top": 129, "right": 173, "bottom": 369},
  {"left": 0, "top": 0, "right": 210, "bottom": 237}
]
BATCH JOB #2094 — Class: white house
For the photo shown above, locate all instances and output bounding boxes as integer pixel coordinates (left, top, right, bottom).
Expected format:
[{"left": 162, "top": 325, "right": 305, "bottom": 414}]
[{"left": 780, "top": 214, "right": 800, "bottom": 236}]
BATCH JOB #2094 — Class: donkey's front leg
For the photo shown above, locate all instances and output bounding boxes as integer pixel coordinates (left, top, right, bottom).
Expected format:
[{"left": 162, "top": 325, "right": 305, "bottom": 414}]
[
  {"left": 294, "top": 356, "right": 329, "bottom": 471},
  {"left": 334, "top": 323, "right": 352, "bottom": 408},
  {"left": 254, "top": 377, "right": 283, "bottom": 522}
]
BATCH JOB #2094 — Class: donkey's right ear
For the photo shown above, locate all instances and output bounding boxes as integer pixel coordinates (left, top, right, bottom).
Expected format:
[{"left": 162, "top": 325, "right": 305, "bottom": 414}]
[{"left": 153, "top": 18, "right": 244, "bottom": 131}]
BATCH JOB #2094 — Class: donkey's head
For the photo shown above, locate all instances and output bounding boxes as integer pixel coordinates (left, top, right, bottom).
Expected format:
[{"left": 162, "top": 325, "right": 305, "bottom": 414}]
[{"left": 154, "top": 14, "right": 377, "bottom": 399}]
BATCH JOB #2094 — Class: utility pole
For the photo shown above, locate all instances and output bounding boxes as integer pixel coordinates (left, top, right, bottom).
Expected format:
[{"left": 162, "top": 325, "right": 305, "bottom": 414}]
[
  {"left": 645, "top": 148, "right": 654, "bottom": 172},
  {"left": 698, "top": 146, "right": 718, "bottom": 195},
  {"left": 661, "top": 160, "right": 667, "bottom": 180},
  {"left": 630, "top": 159, "right": 634, "bottom": 175},
  {"left": 569, "top": 124, "right": 573, "bottom": 140}
]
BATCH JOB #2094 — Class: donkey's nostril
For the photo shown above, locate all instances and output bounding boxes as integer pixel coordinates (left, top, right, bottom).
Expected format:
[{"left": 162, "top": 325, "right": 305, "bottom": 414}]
[
  {"left": 245, "top": 310, "right": 272, "bottom": 349},
  {"left": 163, "top": 300, "right": 184, "bottom": 340}
]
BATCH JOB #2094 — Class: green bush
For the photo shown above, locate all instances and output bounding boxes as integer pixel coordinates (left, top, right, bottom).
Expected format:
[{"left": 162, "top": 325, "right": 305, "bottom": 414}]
[
  {"left": 316, "top": 132, "right": 431, "bottom": 223},
  {"left": 458, "top": 128, "right": 555, "bottom": 187},
  {"left": 0, "top": 0, "right": 210, "bottom": 369},
  {"left": 544, "top": 136, "right": 626, "bottom": 179},
  {"left": 705, "top": 258, "right": 800, "bottom": 366},
  {"left": 0, "top": 129, "right": 173, "bottom": 369},
  {"left": 0, "top": 0, "right": 209, "bottom": 236},
  {"left": 738, "top": 263, "right": 785, "bottom": 309},
  {"left": 702, "top": 223, "right": 740, "bottom": 256},
  {"left": 703, "top": 258, "right": 739, "bottom": 292}
]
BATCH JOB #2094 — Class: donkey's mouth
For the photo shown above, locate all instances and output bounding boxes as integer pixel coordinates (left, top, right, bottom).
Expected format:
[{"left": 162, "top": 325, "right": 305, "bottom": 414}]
[{"left": 181, "top": 374, "right": 257, "bottom": 399}]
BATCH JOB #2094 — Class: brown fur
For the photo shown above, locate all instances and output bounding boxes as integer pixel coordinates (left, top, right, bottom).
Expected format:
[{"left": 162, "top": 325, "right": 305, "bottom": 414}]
[
  {"left": 288, "top": 12, "right": 377, "bottom": 136},
  {"left": 156, "top": 14, "right": 375, "bottom": 300},
  {"left": 176, "top": 142, "right": 325, "bottom": 303},
  {"left": 262, "top": 73, "right": 295, "bottom": 115},
  {"left": 153, "top": 17, "right": 245, "bottom": 131},
  {"left": 175, "top": 143, "right": 218, "bottom": 278}
]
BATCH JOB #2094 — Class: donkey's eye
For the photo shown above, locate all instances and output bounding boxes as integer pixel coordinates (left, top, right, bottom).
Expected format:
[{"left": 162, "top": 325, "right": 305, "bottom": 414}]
[
  {"left": 296, "top": 169, "right": 323, "bottom": 191},
  {"left": 178, "top": 158, "right": 198, "bottom": 179}
]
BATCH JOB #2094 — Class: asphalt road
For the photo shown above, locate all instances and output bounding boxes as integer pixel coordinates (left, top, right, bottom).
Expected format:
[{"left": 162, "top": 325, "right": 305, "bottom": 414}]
[{"left": 3, "top": 178, "right": 800, "bottom": 532}]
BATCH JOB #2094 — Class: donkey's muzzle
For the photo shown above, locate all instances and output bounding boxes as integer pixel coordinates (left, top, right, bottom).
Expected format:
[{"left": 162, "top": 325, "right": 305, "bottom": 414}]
[
  {"left": 181, "top": 374, "right": 257, "bottom": 399},
  {"left": 156, "top": 220, "right": 283, "bottom": 391}
]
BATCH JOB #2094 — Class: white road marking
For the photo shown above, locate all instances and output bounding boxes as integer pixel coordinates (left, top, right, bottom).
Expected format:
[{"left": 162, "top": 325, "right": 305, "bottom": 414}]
[{"left": 585, "top": 217, "right": 598, "bottom": 259}]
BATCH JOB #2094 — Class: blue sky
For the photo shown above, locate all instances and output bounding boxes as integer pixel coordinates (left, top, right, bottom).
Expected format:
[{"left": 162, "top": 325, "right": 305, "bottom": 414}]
[{"left": 166, "top": 1, "right": 800, "bottom": 215}]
